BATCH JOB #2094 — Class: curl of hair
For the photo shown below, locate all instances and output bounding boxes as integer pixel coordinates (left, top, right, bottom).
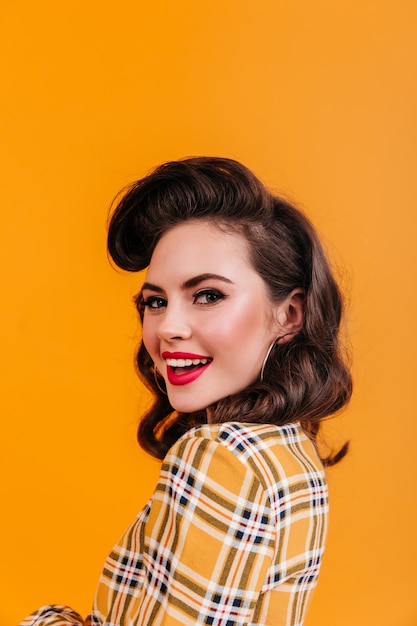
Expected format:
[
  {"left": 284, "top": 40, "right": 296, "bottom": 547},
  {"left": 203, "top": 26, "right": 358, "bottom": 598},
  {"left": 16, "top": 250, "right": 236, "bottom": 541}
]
[{"left": 108, "top": 157, "right": 352, "bottom": 465}]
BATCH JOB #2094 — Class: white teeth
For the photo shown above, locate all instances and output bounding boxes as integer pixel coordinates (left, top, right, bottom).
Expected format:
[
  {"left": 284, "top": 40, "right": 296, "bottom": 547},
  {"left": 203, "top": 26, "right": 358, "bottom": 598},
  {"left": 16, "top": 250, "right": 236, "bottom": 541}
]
[{"left": 166, "top": 357, "right": 209, "bottom": 367}]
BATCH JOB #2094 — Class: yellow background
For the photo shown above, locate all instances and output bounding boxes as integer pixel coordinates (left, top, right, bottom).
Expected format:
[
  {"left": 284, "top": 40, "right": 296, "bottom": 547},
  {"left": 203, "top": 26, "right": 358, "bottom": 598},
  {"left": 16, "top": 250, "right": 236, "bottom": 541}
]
[{"left": 1, "top": 1, "right": 416, "bottom": 624}]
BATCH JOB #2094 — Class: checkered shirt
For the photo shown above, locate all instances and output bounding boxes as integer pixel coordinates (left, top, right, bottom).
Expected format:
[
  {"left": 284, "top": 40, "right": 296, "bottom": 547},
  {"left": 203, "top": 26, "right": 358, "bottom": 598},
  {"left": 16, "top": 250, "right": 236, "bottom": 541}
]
[{"left": 21, "top": 422, "right": 328, "bottom": 626}]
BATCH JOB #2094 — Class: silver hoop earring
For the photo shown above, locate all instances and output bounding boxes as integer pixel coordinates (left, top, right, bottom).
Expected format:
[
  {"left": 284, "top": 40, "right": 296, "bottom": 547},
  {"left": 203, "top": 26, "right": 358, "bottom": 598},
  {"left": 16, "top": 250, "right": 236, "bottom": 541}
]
[
  {"left": 260, "top": 332, "right": 297, "bottom": 381},
  {"left": 153, "top": 365, "right": 167, "bottom": 395},
  {"left": 260, "top": 340, "right": 277, "bottom": 382}
]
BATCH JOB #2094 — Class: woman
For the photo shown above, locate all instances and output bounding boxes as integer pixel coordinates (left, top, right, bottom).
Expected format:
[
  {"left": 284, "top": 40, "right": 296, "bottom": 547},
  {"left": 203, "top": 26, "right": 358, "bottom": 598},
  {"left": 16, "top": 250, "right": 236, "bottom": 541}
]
[{"left": 22, "top": 157, "right": 351, "bottom": 626}]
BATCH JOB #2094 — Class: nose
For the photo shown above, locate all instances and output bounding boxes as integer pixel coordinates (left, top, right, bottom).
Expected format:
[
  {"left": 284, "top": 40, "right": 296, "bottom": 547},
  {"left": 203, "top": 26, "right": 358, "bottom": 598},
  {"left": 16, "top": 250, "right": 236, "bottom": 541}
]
[{"left": 156, "top": 303, "right": 192, "bottom": 342}]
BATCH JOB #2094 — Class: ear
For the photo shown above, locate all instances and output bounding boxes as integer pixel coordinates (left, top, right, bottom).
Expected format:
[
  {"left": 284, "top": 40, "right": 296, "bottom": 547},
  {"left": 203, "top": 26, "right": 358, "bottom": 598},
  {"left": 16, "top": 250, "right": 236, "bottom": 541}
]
[{"left": 274, "top": 288, "right": 304, "bottom": 343}]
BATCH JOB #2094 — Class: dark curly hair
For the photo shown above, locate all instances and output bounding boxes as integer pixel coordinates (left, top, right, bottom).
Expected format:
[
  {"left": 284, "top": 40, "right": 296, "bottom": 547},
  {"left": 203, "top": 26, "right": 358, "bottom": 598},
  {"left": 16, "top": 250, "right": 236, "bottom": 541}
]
[{"left": 108, "top": 157, "right": 352, "bottom": 464}]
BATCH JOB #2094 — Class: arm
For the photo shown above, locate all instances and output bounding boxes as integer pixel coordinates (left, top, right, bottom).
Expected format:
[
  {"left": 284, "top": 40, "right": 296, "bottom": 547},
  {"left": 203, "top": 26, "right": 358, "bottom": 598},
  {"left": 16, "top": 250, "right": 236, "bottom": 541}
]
[
  {"left": 96, "top": 432, "right": 275, "bottom": 625},
  {"left": 19, "top": 605, "right": 85, "bottom": 626}
]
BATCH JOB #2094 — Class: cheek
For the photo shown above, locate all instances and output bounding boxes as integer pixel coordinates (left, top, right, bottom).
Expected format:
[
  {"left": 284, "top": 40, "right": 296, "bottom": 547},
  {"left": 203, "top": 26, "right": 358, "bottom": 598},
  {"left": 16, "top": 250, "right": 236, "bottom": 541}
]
[{"left": 205, "top": 304, "right": 269, "bottom": 348}]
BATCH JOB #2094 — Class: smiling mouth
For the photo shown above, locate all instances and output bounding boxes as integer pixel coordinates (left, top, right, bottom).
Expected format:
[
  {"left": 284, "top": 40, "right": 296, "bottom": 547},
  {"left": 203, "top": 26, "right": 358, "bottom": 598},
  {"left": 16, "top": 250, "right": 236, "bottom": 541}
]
[{"left": 162, "top": 355, "right": 213, "bottom": 385}]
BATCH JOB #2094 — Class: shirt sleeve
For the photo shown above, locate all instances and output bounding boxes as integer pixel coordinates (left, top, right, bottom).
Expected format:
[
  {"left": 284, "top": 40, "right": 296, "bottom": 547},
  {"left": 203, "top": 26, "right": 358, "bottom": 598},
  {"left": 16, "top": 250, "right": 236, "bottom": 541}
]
[
  {"left": 19, "top": 605, "right": 85, "bottom": 626},
  {"left": 102, "top": 433, "right": 275, "bottom": 626}
]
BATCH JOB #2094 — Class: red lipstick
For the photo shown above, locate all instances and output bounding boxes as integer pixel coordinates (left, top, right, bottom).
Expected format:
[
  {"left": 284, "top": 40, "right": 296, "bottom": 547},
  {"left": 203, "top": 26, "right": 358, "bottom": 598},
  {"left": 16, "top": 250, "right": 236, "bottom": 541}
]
[
  {"left": 166, "top": 364, "right": 211, "bottom": 386},
  {"left": 161, "top": 351, "right": 212, "bottom": 386},
  {"left": 162, "top": 351, "right": 209, "bottom": 359}
]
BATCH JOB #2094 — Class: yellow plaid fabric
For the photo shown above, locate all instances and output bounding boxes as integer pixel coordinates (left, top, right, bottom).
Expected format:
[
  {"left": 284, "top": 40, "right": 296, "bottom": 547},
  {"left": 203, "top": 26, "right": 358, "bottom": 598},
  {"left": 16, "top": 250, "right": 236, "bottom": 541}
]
[{"left": 21, "top": 422, "right": 328, "bottom": 626}]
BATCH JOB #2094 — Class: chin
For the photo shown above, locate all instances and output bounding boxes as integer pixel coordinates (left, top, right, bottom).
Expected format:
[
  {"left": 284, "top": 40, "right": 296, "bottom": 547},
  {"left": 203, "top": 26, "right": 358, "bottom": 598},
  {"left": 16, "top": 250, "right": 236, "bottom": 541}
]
[
  {"left": 167, "top": 389, "right": 218, "bottom": 414},
  {"left": 169, "top": 398, "right": 209, "bottom": 414}
]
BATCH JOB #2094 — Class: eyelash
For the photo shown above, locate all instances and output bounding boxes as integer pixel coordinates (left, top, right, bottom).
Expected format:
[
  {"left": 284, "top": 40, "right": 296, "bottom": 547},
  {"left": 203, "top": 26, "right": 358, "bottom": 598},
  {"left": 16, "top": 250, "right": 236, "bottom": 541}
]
[
  {"left": 139, "top": 289, "right": 226, "bottom": 310},
  {"left": 193, "top": 289, "right": 226, "bottom": 305},
  {"left": 138, "top": 296, "right": 167, "bottom": 310}
]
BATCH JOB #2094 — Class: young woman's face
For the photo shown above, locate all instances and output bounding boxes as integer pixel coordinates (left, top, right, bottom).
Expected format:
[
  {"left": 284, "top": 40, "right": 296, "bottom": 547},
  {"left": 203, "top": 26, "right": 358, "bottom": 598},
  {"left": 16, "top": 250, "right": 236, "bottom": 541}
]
[{"left": 140, "top": 221, "right": 281, "bottom": 413}]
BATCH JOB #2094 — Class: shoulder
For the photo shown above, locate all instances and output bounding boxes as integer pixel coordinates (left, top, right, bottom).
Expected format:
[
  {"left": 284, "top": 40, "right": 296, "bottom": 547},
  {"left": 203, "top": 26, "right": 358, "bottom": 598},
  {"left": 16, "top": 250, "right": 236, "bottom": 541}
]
[
  {"left": 165, "top": 422, "right": 325, "bottom": 492},
  {"left": 151, "top": 424, "right": 277, "bottom": 537}
]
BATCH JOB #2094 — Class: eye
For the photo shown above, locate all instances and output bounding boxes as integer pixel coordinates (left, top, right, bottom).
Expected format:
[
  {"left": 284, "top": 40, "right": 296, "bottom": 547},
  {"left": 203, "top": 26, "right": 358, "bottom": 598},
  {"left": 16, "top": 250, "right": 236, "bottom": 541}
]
[
  {"left": 140, "top": 296, "right": 167, "bottom": 310},
  {"left": 193, "top": 289, "right": 226, "bottom": 305}
]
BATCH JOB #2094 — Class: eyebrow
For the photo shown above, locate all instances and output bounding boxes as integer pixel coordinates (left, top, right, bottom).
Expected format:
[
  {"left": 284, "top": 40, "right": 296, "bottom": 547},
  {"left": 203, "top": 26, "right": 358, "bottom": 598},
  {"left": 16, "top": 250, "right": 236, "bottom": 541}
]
[{"left": 141, "top": 273, "right": 234, "bottom": 293}]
